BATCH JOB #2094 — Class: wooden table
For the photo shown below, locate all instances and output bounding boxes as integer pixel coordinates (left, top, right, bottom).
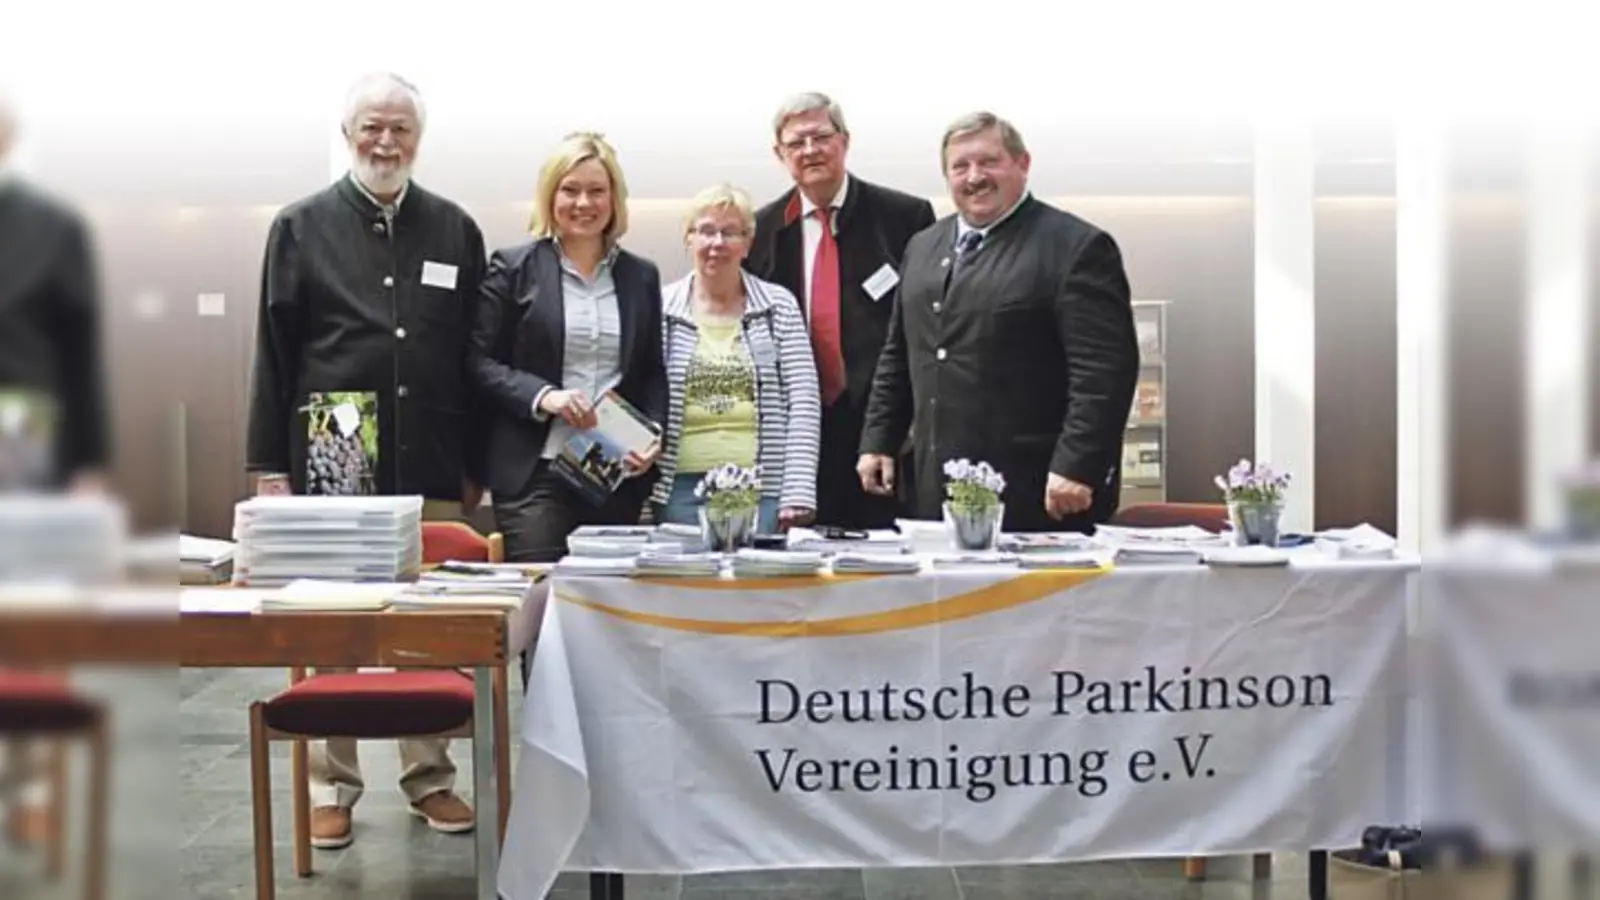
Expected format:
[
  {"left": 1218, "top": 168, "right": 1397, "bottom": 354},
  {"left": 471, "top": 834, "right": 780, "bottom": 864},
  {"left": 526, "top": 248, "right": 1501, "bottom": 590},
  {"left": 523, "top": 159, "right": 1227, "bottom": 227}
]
[{"left": 0, "top": 596, "right": 510, "bottom": 900}]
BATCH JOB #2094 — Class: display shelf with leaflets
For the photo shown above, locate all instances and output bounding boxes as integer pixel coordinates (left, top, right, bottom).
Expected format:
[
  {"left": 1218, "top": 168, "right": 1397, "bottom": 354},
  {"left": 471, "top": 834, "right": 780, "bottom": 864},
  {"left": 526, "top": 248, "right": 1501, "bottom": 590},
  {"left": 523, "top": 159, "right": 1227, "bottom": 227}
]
[{"left": 1122, "top": 299, "right": 1168, "bottom": 505}]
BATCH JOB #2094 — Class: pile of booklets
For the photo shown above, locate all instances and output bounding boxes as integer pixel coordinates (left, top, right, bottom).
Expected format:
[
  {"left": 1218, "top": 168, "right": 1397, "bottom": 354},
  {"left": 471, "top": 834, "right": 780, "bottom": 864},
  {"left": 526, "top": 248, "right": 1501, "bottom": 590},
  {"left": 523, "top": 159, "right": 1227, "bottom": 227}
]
[
  {"left": 0, "top": 494, "right": 127, "bottom": 585},
  {"left": 179, "top": 534, "right": 235, "bottom": 584},
  {"left": 830, "top": 552, "right": 922, "bottom": 574},
  {"left": 786, "top": 528, "right": 912, "bottom": 556},
  {"left": 730, "top": 548, "right": 824, "bottom": 577},
  {"left": 230, "top": 495, "right": 423, "bottom": 587},
  {"left": 394, "top": 562, "right": 538, "bottom": 609},
  {"left": 632, "top": 549, "right": 722, "bottom": 577}
]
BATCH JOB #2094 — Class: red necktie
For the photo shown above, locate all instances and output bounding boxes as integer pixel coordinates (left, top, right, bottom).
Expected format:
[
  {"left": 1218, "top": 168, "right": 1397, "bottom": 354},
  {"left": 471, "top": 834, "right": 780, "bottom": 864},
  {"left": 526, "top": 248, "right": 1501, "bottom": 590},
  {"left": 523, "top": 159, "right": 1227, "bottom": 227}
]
[{"left": 810, "top": 207, "right": 846, "bottom": 406}]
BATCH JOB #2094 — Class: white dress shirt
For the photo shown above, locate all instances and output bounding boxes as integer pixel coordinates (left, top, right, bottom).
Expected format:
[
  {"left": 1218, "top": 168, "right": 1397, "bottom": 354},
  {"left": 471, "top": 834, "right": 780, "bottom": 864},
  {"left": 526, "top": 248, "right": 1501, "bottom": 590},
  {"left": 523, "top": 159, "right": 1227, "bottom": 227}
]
[{"left": 535, "top": 243, "right": 625, "bottom": 459}]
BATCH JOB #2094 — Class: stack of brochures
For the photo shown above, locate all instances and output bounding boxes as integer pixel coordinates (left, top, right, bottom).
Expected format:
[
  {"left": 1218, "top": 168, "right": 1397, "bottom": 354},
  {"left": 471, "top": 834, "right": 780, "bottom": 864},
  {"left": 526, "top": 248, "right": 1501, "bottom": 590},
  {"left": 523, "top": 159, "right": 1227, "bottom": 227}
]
[
  {"left": 930, "top": 551, "right": 1021, "bottom": 568},
  {"left": 831, "top": 553, "right": 923, "bottom": 575},
  {"left": 1111, "top": 544, "right": 1205, "bottom": 566},
  {"left": 1016, "top": 551, "right": 1107, "bottom": 570},
  {"left": 179, "top": 534, "right": 236, "bottom": 584},
  {"left": 0, "top": 494, "right": 128, "bottom": 585},
  {"left": 230, "top": 495, "right": 423, "bottom": 586},
  {"left": 998, "top": 533, "right": 1099, "bottom": 554},
  {"left": 394, "top": 565, "right": 536, "bottom": 609},
  {"left": 787, "top": 528, "right": 912, "bottom": 556},
  {"left": 632, "top": 549, "right": 721, "bottom": 577},
  {"left": 651, "top": 522, "right": 710, "bottom": 553},
  {"left": 567, "top": 532, "right": 653, "bottom": 558},
  {"left": 257, "top": 579, "right": 396, "bottom": 612},
  {"left": 730, "top": 549, "right": 824, "bottom": 577},
  {"left": 1313, "top": 523, "right": 1398, "bottom": 560},
  {"left": 553, "top": 556, "right": 636, "bottom": 577}
]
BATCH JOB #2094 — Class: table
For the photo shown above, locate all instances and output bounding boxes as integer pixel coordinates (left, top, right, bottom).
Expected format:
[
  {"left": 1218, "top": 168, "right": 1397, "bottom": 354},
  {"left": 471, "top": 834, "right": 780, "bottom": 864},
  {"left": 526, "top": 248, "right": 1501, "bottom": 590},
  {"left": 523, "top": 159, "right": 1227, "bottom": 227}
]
[
  {"left": 1, "top": 592, "right": 515, "bottom": 900},
  {"left": 499, "top": 556, "right": 1418, "bottom": 900}
]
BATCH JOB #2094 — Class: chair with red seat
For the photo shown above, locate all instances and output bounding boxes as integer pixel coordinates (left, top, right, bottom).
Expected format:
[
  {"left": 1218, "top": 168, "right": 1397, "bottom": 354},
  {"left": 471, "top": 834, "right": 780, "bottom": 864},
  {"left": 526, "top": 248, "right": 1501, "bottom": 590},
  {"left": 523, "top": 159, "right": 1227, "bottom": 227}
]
[
  {"left": 0, "top": 668, "right": 109, "bottom": 900},
  {"left": 246, "top": 520, "right": 513, "bottom": 898},
  {"left": 420, "top": 520, "right": 504, "bottom": 565},
  {"left": 1110, "top": 501, "right": 1231, "bottom": 533}
]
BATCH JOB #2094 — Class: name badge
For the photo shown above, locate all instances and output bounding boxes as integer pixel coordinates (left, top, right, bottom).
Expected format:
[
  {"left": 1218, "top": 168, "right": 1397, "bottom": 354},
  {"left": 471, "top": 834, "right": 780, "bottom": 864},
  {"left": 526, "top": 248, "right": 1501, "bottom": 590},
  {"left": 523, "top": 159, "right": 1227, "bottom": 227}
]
[
  {"left": 751, "top": 340, "right": 778, "bottom": 367},
  {"left": 421, "top": 261, "right": 458, "bottom": 290},
  {"left": 862, "top": 263, "right": 900, "bottom": 301}
]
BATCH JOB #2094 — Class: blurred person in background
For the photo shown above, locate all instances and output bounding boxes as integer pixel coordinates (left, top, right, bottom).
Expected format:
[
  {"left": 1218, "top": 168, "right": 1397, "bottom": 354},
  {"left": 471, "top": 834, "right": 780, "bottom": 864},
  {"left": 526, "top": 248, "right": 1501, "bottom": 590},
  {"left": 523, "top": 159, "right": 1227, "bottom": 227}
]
[
  {"left": 744, "top": 92, "right": 934, "bottom": 531},
  {"left": 0, "top": 85, "right": 112, "bottom": 848},
  {"left": 650, "top": 184, "right": 821, "bottom": 532},
  {"left": 859, "top": 111, "right": 1139, "bottom": 533},
  {"left": 243, "top": 72, "right": 484, "bottom": 847}
]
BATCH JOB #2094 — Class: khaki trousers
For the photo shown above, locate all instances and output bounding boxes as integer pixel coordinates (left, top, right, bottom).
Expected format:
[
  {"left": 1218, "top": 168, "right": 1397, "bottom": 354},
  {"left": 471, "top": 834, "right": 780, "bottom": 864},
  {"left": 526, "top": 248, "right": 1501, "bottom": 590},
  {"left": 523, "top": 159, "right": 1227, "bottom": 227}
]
[{"left": 306, "top": 497, "right": 465, "bottom": 809}]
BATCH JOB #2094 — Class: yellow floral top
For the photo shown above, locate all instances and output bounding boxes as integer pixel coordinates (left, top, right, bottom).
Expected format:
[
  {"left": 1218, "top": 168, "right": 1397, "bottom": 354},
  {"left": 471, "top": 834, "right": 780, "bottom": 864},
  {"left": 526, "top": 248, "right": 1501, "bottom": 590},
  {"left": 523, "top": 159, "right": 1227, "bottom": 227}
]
[{"left": 678, "top": 312, "right": 758, "bottom": 473}]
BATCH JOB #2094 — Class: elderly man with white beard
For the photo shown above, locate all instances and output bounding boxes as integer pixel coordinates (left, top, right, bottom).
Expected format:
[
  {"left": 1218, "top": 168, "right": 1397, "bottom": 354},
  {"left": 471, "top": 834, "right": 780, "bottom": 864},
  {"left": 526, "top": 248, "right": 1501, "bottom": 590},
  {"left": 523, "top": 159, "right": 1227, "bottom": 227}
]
[{"left": 243, "top": 72, "right": 487, "bottom": 848}]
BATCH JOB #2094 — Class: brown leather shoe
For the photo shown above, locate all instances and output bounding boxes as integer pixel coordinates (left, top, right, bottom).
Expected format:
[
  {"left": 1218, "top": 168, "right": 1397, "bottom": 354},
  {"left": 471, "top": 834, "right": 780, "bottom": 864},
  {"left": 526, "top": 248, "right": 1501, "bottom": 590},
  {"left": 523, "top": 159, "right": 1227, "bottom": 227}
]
[
  {"left": 409, "top": 790, "right": 475, "bottom": 834},
  {"left": 310, "top": 805, "right": 353, "bottom": 849}
]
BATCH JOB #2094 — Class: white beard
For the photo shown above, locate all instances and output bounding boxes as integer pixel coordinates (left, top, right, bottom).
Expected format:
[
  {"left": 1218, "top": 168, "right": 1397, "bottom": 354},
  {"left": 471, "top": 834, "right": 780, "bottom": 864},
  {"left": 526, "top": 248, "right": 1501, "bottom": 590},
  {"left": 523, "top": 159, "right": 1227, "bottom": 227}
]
[{"left": 353, "top": 157, "right": 410, "bottom": 196}]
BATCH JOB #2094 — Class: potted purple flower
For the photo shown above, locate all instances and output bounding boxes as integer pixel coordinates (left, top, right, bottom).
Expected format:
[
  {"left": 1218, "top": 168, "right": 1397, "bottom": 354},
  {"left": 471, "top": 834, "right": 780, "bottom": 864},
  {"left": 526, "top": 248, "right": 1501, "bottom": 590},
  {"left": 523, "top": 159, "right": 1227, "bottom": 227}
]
[
  {"left": 942, "top": 458, "right": 1007, "bottom": 551},
  {"left": 1213, "top": 458, "right": 1291, "bottom": 546},
  {"left": 695, "top": 463, "right": 762, "bottom": 551}
]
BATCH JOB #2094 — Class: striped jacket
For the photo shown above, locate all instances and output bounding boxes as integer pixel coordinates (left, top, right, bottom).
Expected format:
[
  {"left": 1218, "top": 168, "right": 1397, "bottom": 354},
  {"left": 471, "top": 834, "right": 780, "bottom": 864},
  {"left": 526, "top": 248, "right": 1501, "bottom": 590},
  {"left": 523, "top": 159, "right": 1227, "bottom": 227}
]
[{"left": 650, "top": 271, "right": 821, "bottom": 511}]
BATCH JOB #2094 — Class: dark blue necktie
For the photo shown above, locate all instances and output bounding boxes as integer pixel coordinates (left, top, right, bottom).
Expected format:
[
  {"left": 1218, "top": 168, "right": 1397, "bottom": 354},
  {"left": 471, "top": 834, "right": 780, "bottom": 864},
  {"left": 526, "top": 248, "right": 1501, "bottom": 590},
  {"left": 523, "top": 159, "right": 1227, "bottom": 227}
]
[{"left": 953, "top": 229, "right": 983, "bottom": 273}]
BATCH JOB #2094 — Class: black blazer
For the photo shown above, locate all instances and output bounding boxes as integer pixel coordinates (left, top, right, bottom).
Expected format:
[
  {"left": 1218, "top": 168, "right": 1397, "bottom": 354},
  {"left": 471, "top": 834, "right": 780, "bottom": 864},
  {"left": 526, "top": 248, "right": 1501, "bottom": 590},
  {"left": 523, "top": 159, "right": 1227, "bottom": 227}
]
[
  {"left": 861, "top": 196, "right": 1140, "bottom": 532},
  {"left": 744, "top": 175, "right": 936, "bottom": 408},
  {"left": 467, "top": 238, "right": 668, "bottom": 499}
]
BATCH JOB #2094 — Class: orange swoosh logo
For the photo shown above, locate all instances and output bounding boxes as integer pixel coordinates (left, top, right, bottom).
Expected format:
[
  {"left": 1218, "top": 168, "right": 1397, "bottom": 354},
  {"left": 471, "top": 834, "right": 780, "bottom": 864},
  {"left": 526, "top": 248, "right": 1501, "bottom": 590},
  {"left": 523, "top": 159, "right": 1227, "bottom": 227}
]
[{"left": 557, "top": 567, "right": 1108, "bottom": 636}]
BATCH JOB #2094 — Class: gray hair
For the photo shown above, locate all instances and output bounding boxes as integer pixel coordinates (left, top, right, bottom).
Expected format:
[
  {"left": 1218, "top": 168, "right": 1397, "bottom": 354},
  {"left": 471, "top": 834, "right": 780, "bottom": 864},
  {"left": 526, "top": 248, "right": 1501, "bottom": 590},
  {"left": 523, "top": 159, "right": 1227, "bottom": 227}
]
[
  {"left": 940, "top": 110, "right": 1028, "bottom": 168},
  {"left": 771, "top": 91, "right": 847, "bottom": 140},
  {"left": 342, "top": 73, "right": 427, "bottom": 133}
]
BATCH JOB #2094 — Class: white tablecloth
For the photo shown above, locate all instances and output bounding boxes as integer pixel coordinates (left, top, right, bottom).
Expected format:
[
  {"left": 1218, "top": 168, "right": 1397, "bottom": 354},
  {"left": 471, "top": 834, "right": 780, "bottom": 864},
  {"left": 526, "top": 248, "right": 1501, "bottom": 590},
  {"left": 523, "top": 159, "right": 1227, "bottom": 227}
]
[{"left": 498, "top": 555, "right": 1418, "bottom": 899}]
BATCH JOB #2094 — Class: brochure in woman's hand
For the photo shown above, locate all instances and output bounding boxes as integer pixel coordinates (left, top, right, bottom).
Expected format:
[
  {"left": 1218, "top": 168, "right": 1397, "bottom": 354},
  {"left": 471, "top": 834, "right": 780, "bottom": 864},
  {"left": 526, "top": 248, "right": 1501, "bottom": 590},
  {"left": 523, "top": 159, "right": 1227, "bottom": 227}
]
[{"left": 552, "top": 390, "right": 663, "bottom": 506}]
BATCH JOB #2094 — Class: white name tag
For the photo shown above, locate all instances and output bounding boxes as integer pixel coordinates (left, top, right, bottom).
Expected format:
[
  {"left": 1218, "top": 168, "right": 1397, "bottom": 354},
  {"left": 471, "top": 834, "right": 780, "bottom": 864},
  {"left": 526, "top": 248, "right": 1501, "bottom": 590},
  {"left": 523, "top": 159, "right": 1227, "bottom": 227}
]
[
  {"left": 421, "top": 261, "right": 458, "bottom": 290},
  {"left": 862, "top": 263, "right": 900, "bottom": 301}
]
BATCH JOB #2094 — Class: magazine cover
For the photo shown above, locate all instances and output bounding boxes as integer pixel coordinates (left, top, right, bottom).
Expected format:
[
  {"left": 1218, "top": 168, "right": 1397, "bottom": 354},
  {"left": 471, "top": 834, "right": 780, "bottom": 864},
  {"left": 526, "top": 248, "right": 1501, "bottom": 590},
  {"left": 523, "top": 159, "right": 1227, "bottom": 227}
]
[
  {"left": 553, "top": 390, "right": 661, "bottom": 507},
  {"left": 300, "top": 391, "right": 378, "bottom": 496},
  {"left": 0, "top": 389, "right": 58, "bottom": 491}
]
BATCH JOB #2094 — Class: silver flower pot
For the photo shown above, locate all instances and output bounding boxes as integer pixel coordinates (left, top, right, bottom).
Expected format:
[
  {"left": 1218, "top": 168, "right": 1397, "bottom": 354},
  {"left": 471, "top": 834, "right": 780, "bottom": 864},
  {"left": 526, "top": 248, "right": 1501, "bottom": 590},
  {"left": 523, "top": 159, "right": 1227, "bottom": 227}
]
[
  {"left": 944, "top": 502, "right": 1004, "bottom": 551},
  {"left": 1229, "top": 500, "right": 1282, "bottom": 547},
  {"left": 700, "top": 505, "right": 758, "bottom": 553}
]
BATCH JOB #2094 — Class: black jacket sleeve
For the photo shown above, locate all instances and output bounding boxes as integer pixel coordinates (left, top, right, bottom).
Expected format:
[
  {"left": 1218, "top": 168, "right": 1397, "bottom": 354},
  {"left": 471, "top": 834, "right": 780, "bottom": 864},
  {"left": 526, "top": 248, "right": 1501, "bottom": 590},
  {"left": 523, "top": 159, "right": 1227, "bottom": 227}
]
[
  {"left": 49, "top": 212, "right": 110, "bottom": 479},
  {"left": 466, "top": 249, "right": 554, "bottom": 419},
  {"left": 244, "top": 215, "right": 303, "bottom": 475},
  {"left": 859, "top": 268, "right": 914, "bottom": 457},
  {"left": 458, "top": 219, "right": 490, "bottom": 485},
  {"left": 1049, "top": 231, "right": 1140, "bottom": 486}
]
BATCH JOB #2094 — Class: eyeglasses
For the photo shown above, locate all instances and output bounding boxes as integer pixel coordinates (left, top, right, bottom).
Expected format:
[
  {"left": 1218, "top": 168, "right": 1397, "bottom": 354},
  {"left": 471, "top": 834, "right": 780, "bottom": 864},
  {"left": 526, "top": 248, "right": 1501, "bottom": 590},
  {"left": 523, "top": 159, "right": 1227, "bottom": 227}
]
[
  {"left": 690, "top": 225, "right": 748, "bottom": 243},
  {"left": 778, "top": 130, "right": 838, "bottom": 154}
]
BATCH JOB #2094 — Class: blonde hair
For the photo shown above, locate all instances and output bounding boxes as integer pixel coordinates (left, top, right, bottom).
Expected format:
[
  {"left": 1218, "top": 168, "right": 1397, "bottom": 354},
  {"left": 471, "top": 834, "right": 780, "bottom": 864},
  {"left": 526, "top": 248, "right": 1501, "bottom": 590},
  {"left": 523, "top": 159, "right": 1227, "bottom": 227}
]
[
  {"left": 682, "top": 183, "right": 756, "bottom": 239},
  {"left": 530, "top": 131, "right": 630, "bottom": 241}
]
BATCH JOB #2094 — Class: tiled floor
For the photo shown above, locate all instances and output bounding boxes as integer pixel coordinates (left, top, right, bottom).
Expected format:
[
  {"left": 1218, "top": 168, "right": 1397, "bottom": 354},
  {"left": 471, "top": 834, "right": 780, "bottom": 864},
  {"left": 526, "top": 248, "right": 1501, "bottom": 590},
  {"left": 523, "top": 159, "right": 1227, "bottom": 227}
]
[{"left": 1, "top": 667, "right": 1590, "bottom": 898}]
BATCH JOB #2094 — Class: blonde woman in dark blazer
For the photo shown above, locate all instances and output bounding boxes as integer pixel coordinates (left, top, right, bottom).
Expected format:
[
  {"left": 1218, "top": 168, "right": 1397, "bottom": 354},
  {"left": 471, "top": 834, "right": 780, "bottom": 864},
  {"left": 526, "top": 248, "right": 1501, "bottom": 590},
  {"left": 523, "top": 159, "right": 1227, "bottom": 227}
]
[
  {"left": 468, "top": 132, "right": 668, "bottom": 563},
  {"left": 651, "top": 183, "right": 821, "bottom": 532}
]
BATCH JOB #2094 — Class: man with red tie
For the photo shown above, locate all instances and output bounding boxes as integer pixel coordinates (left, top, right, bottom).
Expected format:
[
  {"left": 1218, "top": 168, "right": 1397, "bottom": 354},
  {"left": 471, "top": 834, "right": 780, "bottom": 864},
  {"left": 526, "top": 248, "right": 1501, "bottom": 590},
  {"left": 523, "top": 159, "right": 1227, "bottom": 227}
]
[{"left": 745, "top": 92, "right": 936, "bottom": 530}]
